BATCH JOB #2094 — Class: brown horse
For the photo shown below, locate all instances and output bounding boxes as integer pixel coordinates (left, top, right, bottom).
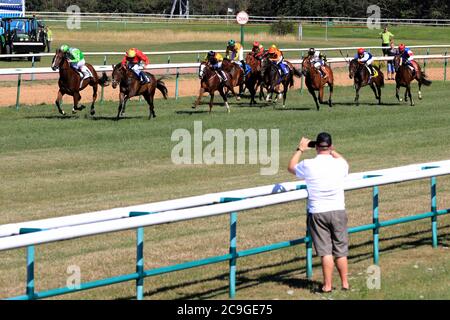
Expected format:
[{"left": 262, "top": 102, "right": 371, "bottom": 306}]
[
  {"left": 393, "top": 56, "right": 432, "bottom": 106},
  {"left": 244, "top": 53, "right": 263, "bottom": 105},
  {"left": 301, "top": 57, "right": 334, "bottom": 110},
  {"left": 221, "top": 58, "right": 244, "bottom": 99},
  {"left": 51, "top": 49, "right": 109, "bottom": 116},
  {"left": 193, "top": 61, "right": 238, "bottom": 113},
  {"left": 349, "top": 59, "right": 384, "bottom": 106},
  {"left": 260, "top": 57, "right": 302, "bottom": 108},
  {"left": 111, "top": 63, "right": 168, "bottom": 120}
]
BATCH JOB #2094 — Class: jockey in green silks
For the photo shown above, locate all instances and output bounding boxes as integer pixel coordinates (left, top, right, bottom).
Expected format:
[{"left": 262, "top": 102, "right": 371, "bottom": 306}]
[{"left": 60, "top": 44, "right": 92, "bottom": 83}]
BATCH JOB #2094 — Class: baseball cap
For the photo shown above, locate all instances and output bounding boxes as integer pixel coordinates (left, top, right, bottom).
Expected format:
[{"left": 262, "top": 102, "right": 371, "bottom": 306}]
[{"left": 309, "top": 132, "right": 332, "bottom": 148}]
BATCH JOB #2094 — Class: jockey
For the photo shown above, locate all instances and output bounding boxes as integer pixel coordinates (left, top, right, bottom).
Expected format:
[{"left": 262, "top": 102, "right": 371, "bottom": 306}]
[
  {"left": 226, "top": 39, "right": 248, "bottom": 76},
  {"left": 309, "top": 48, "right": 328, "bottom": 78},
  {"left": 355, "top": 48, "right": 375, "bottom": 77},
  {"left": 121, "top": 48, "right": 150, "bottom": 84},
  {"left": 251, "top": 41, "right": 265, "bottom": 59},
  {"left": 60, "top": 44, "right": 92, "bottom": 83},
  {"left": 205, "top": 50, "right": 227, "bottom": 82},
  {"left": 268, "top": 45, "right": 289, "bottom": 77},
  {"left": 398, "top": 44, "right": 418, "bottom": 75}
]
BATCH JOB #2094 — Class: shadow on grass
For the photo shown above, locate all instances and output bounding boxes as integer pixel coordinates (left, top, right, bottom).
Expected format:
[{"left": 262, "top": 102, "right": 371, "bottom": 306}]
[
  {"left": 117, "top": 224, "right": 449, "bottom": 300},
  {"left": 25, "top": 115, "right": 80, "bottom": 120},
  {"left": 332, "top": 102, "right": 400, "bottom": 107},
  {"left": 90, "top": 115, "right": 144, "bottom": 121},
  {"left": 176, "top": 110, "right": 210, "bottom": 115}
]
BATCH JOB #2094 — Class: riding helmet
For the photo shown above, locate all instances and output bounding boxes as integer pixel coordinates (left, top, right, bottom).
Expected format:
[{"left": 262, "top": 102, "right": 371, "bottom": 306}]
[
  {"left": 60, "top": 44, "right": 70, "bottom": 52},
  {"left": 398, "top": 44, "right": 405, "bottom": 52},
  {"left": 208, "top": 50, "right": 215, "bottom": 57},
  {"left": 357, "top": 48, "right": 365, "bottom": 55},
  {"left": 127, "top": 48, "right": 136, "bottom": 58},
  {"left": 228, "top": 40, "right": 235, "bottom": 47}
]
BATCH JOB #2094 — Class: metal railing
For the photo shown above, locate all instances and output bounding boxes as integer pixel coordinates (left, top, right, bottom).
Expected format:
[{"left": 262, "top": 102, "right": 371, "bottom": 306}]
[{"left": 1, "top": 160, "right": 449, "bottom": 300}]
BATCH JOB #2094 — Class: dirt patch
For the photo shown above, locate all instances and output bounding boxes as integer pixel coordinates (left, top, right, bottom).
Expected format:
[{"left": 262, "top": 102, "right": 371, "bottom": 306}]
[{"left": 0, "top": 67, "right": 445, "bottom": 107}]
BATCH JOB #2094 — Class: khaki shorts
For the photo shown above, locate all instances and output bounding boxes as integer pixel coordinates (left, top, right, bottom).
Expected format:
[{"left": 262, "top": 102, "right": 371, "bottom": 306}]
[{"left": 307, "top": 210, "right": 348, "bottom": 257}]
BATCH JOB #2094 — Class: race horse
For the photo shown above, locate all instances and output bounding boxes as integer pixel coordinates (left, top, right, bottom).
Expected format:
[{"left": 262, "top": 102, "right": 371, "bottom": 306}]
[
  {"left": 193, "top": 61, "right": 238, "bottom": 113},
  {"left": 221, "top": 58, "right": 245, "bottom": 99},
  {"left": 260, "top": 57, "right": 302, "bottom": 108},
  {"left": 301, "top": 56, "right": 334, "bottom": 110},
  {"left": 393, "top": 55, "right": 432, "bottom": 106},
  {"left": 245, "top": 52, "right": 264, "bottom": 105},
  {"left": 349, "top": 59, "right": 384, "bottom": 106},
  {"left": 111, "top": 63, "right": 168, "bottom": 120},
  {"left": 51, "top": 49, "right": 110, "bottom": 116}
]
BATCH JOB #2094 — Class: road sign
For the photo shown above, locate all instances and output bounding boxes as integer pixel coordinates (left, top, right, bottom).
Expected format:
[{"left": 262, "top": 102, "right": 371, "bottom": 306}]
[{"left": 236, "top": 11, "right": 249, "bottom": 25}]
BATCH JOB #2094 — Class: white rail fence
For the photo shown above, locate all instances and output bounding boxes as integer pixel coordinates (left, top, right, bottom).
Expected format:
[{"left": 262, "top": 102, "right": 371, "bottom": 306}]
[
  {"left": 28, "top": 12, "right": 450, "bottom": 26},
  {"left": 1, "top": 160, "right": 449, "bottom": 250}
]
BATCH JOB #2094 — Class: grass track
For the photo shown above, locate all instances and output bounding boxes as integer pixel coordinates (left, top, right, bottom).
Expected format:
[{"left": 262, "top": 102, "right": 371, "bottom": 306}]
[{"left": 0, "top": 80, "right": 449, "bottom": 299}]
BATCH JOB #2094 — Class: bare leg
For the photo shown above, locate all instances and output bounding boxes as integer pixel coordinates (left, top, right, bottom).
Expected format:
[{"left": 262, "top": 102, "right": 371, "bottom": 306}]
[
  {"left": 321, "top": 255, "right": 334, "bottom": 292},
  {"left": 335, "top": 256, "right": 349, "bottom": 289}
]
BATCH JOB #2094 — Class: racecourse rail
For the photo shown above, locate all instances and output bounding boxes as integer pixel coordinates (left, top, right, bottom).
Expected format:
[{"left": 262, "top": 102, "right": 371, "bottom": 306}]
[
  {"left": 0, "top": 46, "right": 448, "bottom": 109},
  {"left": 0, "top": 160, "right": 449, "bottom": 300}
]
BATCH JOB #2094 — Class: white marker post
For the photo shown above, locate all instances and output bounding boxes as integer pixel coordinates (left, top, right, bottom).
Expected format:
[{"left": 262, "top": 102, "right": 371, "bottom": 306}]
[{"left": 236, "top": 11, "right": 249, "bottom": 46}]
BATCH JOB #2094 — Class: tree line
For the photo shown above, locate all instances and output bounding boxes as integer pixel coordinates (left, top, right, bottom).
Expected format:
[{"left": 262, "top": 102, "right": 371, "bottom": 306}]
[{"left": 26, "top": 0, "right": 450, "bottom": 19}]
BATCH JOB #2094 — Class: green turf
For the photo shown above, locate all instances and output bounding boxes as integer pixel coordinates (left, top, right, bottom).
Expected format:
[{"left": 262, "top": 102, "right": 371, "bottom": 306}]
[{"left": 0, "top": 78, "right": 449, "bottom": 299}]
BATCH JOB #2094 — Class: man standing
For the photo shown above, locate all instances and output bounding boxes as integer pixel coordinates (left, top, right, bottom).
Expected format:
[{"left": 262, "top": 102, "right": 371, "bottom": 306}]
[
  {"left": 379, "top": 26, "right": 394, "bottom": 56},
  {"left": 45, "top": 27, "right": 53, "bottom": 53},
  {"left": 288, "top": 132, "right": 350, "bottom": 293}
]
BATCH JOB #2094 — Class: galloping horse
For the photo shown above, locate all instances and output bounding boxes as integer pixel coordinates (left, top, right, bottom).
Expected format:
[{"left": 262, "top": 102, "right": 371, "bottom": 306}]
[
  {"left": 111, "top": 63, "right": 168, "bottom": 120},
  {"left": 301, "top": 57, "right": 334, "bottom": 110},
  {"left": 260, "top": 57, "right": 302, "bottom": 108},
  {"left": 349, "top": 59, "right": 384, "bottom": 106},
  {"left": 51, "top": 49, "right": 109, "bottom": 116},
  {"left": 221, "top": 58, "right": 245, "bottom": 99},
  {"left": 393, "top": 55, "right": 432, "bottom": 106},
  {"left": 193, "top": 61, "right": 238, "bottom": 113},
  {"left": 245, "top": 53, "right": 262, "bottom": 105}
]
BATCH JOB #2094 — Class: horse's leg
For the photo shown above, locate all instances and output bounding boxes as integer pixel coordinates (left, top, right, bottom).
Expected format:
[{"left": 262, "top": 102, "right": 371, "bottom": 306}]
[
  {"left": 219, "top": 86, "right": 230, "bottom": 113},
  {"left": 72, "top": 93, "right": 80, "bottom": 114},
  {"left": 116, "top": 92, "right": 126, "bottom": 120},
  {"left": 418, "top": 80, "right": 423, "bottom": 100},
  {"left": 193, "top": 87, "right": 205, "bottom": 109},
  {"left": 90, "top": 83, "right": 98, "bottom": 116},
  {"left": 355, "top": 85, "right": 360, "bottom": 106},
  {"left": 55, "top": 90, "right": 65, "bottom": 115},
  {"left": 407, "top": 84, "right": 414, "bottom": 106},
  {"left": 209, "top": 92, "right": 215, "bottom": 114},
  {"left": 328, "top": 83, "right": 333, "bottom": 108},
  {"left": 318, "top": 85, "right": 325, "bottom": 104},
  {"left": 308, "top": 87, "right": 320, "bottom": 111},
  {"left": 143, "top": 92, "right": 156, "bottom": 119},
  {"left": 369, "top": 83, "right": 380, "bottom": 104},
  {"left": 377, "top": 84, "right": 382, "bottom": 105},
  {"left": 396, "top": 84, "right": 402, "bottom": 102},
  {"left": 282, "top": 82, "right": 288, "bottom": 109}
]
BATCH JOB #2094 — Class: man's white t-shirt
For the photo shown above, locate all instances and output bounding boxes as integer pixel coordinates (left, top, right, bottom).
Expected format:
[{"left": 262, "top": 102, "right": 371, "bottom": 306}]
[{"left": 295, "top": 154, "right": 349, "bottom": 214}]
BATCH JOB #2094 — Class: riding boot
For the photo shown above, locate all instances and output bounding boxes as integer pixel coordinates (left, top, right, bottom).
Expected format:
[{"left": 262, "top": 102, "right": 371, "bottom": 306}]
[
  {"left": 219, "top": 70, "right": 227, "bottom": 83},
  {"left": 140, "top": 72, "right": 150, "bottom": 84},
  {"left": 240, "top": 60, "right": 247, "bottom": 79}
]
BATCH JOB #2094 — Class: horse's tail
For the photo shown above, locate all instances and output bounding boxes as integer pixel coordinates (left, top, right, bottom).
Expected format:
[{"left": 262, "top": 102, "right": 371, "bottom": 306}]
[
  {"left": 98, "top": 72, "right": 110, "bottom": 87},
  {"left": 420, "top": 73, "right": 432, "bottom": 86},
  {"left": 156, "top": 78, "right": 168, "bottom": 99},
  {"left": 292, "top": 67, "right": 302, "bottom": 78}
]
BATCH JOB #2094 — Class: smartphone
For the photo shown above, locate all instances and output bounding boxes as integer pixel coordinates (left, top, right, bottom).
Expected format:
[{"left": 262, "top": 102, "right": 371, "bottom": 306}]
[{"left": 308, "top": 141, "right": 316, "bottom": 148}]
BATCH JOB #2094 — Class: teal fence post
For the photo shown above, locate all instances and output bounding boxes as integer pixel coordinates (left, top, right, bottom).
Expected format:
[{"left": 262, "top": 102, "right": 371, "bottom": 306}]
[
  {"left": 229, "top": 212, "right": 237, "bottom": 299},
  {"left": 100, "top": 55, "right": 106, "bottom": 104},
  {"left": 424, "top": 48, "right": 429, "bottom": 72},
  {"left": 306, "top": 212, "right": 313, "bottom": 279},
  {"left": 431, "top": 177, "right": 438, "bottom": 248},
  {"left": 16, "top": 74, "right": 22, "bottom": 110},
  {"left": 26, "top": 245, "right": 35, "bottom": 300},
  {"left": 373, "top": 186, "right": 380, "bottom": 265},
  {"left": 175, "top": 68, "right": 180, "bottom": 100},
  {"left": 136, "top": 227, "right": 144, "bottom": 300}
]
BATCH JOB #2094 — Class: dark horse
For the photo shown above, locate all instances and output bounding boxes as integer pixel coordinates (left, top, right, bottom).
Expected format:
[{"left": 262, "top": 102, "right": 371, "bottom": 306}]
[
  {"left": 349, "top": 59, "right": 384, "bottom": 106},
  {"left": 51, "top": 49, "right": 109, "bottom": 116},
  {"left": 111, "top": 63, "right": 168, "bottom": 120},
  {"left": 260, "top": 57, "right": 302, "bottom": 108},
  {"left": 393, "top": 55, "right": 432, "bottom": 106},
  {"left": 301, "top": 57, "right": 334, "bottom": 110},
  {"left": 193, "top": 61, "right": 238, "bottom": 113}
]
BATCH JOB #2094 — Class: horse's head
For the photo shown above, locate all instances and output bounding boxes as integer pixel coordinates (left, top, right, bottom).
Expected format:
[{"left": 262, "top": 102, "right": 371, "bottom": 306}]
[
  {"left": 301, "top": 56, "right": 312, "bottom": 77},
  {"left": 198, "top": 62, "right": 209, "bottom": 80},
  {"left": 348, "top": 59, "right": 359, "bottom": 79},
  {"left": 393, "top": 55, "right": 402, "bottom": 72},
  {"left": 51, "top": 49, "right": 65, "bottom": 71},
  {"left": 111, "top": 63, "right": 126, "bottom": 89},
  {"left": 260, "top": 57, "right": 271, "bottom": 77}
]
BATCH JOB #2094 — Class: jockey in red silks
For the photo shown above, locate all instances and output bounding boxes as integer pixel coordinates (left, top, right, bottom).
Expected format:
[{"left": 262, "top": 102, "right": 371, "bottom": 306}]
[
  {"left": 121, "top": 48, "right": 150, "bottom": 84},
  {"left": 398, "top": 43, "right": 420, "bottom": 76},
  {"left": 251, "top": 41, "right": 265, "bottom": 59}
]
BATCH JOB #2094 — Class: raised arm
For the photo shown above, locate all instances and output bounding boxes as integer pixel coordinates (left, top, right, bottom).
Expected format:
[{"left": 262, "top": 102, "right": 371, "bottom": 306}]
[{"left": 288, "top": 137, "right": 311, "bottom": 175}]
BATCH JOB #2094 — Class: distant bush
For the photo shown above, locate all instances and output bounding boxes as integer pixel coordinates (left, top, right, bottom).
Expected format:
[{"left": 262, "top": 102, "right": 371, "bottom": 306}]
[{"left": 270, "top": 20, "right": 294, "bottom": 35}]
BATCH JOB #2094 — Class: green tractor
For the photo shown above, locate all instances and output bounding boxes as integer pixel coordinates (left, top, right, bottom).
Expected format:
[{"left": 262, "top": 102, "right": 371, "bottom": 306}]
[{"left": 0, "top": 16, "right": 46, "bottom": 61}]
